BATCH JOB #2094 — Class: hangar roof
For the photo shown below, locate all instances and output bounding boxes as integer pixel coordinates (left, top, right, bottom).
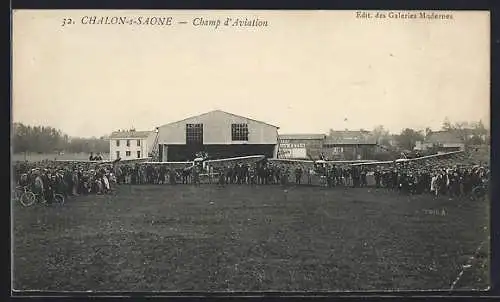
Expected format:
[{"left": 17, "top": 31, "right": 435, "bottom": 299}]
[{"left": 158, "top": 110, "right": 279, "bottom": 129}]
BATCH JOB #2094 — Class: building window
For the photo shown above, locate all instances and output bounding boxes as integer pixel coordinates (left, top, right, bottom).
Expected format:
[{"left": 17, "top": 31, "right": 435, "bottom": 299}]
[
  {"left": 126, "top": 151, "right": 131, "bottom": 157},
  {"left": 231, "top": 123, "right": 249, "bottom": 141},
  {"left": 137, "top": 151, "right": 141, "bottom": 158},
  {"left": 116, "top": 151, "right": 120, "bottom": 158},
  {"left": 116, "top": 140, "right": 120, "bottom": 147},
  {"left": 186, "top": 124, "right": 203, "bottom": 144},
  {"left": 126, "top": 140, "right": 130, "bottom": 147},
  {"left": 137, "top": 139, "right": 141, "bottom": 146}
]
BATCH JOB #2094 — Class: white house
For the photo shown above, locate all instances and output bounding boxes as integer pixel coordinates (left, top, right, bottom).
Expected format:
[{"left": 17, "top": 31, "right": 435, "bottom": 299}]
[{"left": 108, "top": 129, "right": 155, "bottom": 161}]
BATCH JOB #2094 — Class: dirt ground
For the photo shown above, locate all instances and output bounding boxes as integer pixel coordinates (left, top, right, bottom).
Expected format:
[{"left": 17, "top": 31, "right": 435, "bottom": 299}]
[{"left": 12, "top": 184, "right": 490, "bottom": 292}]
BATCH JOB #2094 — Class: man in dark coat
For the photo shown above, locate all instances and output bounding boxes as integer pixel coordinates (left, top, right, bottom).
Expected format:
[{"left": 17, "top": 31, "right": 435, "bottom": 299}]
[{"left": 374, "top": 168, "right": 381, "bottom": 188}]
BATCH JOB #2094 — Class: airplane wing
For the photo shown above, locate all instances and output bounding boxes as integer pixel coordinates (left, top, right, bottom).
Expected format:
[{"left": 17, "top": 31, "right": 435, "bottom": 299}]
[
  {"left": 112, "top": 157, "right": 152, "bottom": 165},
  {"left": 205, "top": 155, "right": 266, "bottom": 167},
  {"left": 324, "top": 159, "right": 379, "bottom": 165},
  {"left": 268, "top": 158, "right": 317, "bottom": 169},
  {"left": 269, "top": 158, "right": 315, "bottom": 164},
  {"left": 269, "top": 158, "right": 378, "bottom": 167},
  {"left": 402, "top": 150, "right": 464, "bottom": 162},
  {"left": 139, "top": 161, "right": 194, "bottom": 169},
  {"left": 348, "top": 151, "right": 466, "bottom": 167},
  {"left": 349, "top": 160, "right": 395, "bottom": 167}
]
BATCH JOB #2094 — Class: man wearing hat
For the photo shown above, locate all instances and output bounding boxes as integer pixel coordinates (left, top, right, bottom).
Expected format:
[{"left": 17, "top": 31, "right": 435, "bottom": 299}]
[
  {"left": 374, "top": 166, "right": 381, "bottom": 188},
  {"left": 32, "top": 169, "right": 45, "bottom": 202}
]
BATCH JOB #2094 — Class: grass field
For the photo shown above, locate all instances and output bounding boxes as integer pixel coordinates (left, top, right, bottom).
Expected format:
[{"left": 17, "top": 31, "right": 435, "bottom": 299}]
[{"left": 12, "top": 184, "right": 490, "bottom": 292}]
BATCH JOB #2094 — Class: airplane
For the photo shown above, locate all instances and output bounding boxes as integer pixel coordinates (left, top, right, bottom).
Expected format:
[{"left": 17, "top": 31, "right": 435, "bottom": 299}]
[
  {"left": 348, "top": 150, "right": 465, "bottom": 167},
  {"left": 140, "top": 155, "right": 267, "bottom": 173},
  {"left": 269, "top": 150, "right": 465, "bottom": 172},
  {"left": 268, "top": 157, "right": 378, "bottom": 174}
]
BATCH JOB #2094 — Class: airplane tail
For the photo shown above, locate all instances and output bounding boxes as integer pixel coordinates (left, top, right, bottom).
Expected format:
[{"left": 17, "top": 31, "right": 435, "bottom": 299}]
[
  {"left": 195, "top": 151, "right": 209, "bottom": 160},
  {"left": 318, "top": 152, "right": 328, "bottom": 161}
]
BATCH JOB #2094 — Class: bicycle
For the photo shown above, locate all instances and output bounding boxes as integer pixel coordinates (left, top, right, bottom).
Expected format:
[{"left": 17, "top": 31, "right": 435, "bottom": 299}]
[
  {"left": 17, "top": 187, "right": 65, "bottom": 207},
  {"left": 13, "top": 185, "right": 24, "bottom": 202},
  {"left": 15, "top": 186, "right": 38, "bottom": 207},
  {"left": 471, "top": 181, "right": 489, "bottom": 201},
  {"left": 45, "top": 190, "right": 65, "bottom": 206}
]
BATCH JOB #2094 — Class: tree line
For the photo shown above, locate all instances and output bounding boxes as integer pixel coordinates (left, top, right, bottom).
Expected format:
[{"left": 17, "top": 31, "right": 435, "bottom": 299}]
[
  {"left": 329, "top": 118, "right": 489, "bottom": 153},
  {"left": 12, "top": 123, "right": 108, "bottom": 154},
  {"left": 393, "top": 118, "right": 489, "bottom": 151},
  {"left": 14, "top": 118, "right": 489, "bottom": 155}
]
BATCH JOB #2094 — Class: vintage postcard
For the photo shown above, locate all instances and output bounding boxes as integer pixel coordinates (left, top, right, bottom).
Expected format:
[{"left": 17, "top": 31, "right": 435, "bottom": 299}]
[{"left": 11, "top": 10, "right": 490, "bottom": 293}]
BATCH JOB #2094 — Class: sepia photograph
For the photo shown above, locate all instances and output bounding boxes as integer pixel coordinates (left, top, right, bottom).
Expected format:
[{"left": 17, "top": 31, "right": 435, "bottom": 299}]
[{"left": 11, "top": 9, "right": 490, "bottom": 292}]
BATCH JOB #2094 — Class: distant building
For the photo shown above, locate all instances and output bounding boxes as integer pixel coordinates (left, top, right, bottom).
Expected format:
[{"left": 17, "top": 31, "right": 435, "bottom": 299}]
[
  {"left": 322, "top": 130, "right": 378, "bottom": 160},
  {"left": 415, "top": 130, "right": 465, "bottom": 152},
  {"left": 277, "top": 134, "right": 326, "bottom": 159},
  {"left": 276, "top": 130, "right": 379, "bottom": 160},
  {"left": 386, "top": 134, "right": 399, "bottom": 147},
  {"left": 156, "top": 110, "right": 279, "bottom": 161},
  {"left": 109, "top": 130, "right": 155, "bottom": 160}
]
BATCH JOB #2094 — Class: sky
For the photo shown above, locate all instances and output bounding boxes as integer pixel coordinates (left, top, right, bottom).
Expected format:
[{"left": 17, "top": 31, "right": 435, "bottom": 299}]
[{"left": 12, "top": 10, "right": 490, "bottom": 138}]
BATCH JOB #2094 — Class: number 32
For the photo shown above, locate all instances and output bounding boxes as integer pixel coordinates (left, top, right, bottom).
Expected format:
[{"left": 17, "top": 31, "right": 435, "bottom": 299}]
[{"left": 61, "top": 18, "right": 73, "bottom": 27}]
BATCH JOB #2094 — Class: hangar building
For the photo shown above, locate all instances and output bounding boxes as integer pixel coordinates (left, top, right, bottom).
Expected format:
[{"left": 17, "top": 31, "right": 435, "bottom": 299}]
[{"left": 155, "top": 110, "right": 279, "bottom": 161}]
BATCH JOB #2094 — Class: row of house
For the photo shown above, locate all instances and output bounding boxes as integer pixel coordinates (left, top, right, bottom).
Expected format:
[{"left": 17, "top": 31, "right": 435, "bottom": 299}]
[
  {"left": 109, "top": 110, "right": 278, "bottom": 162},
  {"left": 108, "top": 111, "right": 380, "bottom": 162},
  {"left": 278, "top": 131, "right": 379, "bottom": 160},
  {"left": 415, "top": 130, "right": 488, "bottom": 153},
  {"left": 107, "top": 110, "right": 488, "bottom": 161}
]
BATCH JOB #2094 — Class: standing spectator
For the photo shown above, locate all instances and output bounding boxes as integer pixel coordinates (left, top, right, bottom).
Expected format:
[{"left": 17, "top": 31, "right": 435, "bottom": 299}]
[{"left": 295, "top": 166, "right": 303, "bottom": 184}]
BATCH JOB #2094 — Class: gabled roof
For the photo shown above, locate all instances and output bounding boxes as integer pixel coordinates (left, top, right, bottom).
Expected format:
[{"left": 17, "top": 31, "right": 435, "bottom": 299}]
[
  {"left": 329, "top": 130, "right": 371, "bottom": 136},
  {"left": 425, "top": 131, "right": 463, "bottom": 144},
  {"left": 324, "top": 130, "right": 377, "bottom": 145},
  {"left": 279, "top": 134, "right": 326, "bottom": 140},
  {"left": 324, "top": 137, "right": 377, "bottom": 145},
  {"left": 158, "top": 110, "right": 279, "bottom": 129},
  {"left": 109, "top": 130, "right": 153, "bottom": 139}
]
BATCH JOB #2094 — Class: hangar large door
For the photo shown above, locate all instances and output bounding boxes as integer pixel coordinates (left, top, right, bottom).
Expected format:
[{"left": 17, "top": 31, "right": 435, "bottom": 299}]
[{"left": 165, "top": 144, "right": 276, "bottom": 161}]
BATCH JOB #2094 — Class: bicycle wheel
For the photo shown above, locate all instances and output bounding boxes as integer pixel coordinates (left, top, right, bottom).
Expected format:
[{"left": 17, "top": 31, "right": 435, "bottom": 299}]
[
  {"left": 14, "top": 186, "right": 24, "bottom": 200},
  {"left": 19, "top": 192, "right": 36, "bottom": 207},
  {"left": 53, "top": 194, "right": 65, "bottom": 205},
  {"left": 472, "top": 186, "right": 485, "bottom": 200},
  {"left": 38, "top": 195, "right": 48, "bottom": 204}
]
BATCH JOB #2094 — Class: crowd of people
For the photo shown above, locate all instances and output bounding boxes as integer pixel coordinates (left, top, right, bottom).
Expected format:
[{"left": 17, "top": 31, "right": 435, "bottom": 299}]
[
  {"left": 12, "top": 153, "right": 490, "bottom": 204},
  {"left": 13, "top": 160, "right": 115, "bottom": 204}
]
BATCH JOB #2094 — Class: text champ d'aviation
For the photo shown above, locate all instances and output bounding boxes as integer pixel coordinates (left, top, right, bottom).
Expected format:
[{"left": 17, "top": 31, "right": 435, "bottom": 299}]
[{"left": 79, "top": 16, "right": 268, "bottom": 28}]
